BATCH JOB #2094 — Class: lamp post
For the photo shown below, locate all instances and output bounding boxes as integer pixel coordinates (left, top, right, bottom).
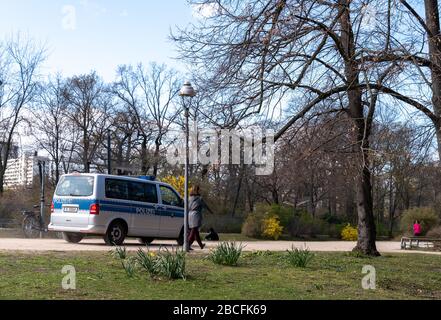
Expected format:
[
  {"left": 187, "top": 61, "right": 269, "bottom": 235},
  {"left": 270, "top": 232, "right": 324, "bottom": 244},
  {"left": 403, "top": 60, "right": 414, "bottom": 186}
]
[
  {"left": 107, "top": 128, "right": 112, "bottom": 175},
  {"left": 179, "top": 81, "right": 196, "bottom": 252},
  {"left": 37, "top": 160, "right": 46, "bottom": 239}
]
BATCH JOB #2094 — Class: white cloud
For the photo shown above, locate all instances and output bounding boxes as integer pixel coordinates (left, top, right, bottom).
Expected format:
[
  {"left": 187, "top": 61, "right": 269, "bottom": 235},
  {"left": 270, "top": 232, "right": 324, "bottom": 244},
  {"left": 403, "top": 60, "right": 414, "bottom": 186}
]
[
  {"left": 192, "top": 3, "right": 219, "bottom": 19},
  {"left": 120, "top": 9, "right": 129, "bottom": 17}
]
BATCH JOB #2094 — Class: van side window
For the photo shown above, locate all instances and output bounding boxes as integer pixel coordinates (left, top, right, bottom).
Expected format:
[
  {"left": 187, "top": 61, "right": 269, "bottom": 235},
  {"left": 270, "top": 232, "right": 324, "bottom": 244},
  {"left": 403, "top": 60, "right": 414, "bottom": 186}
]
[
  {"left": 105, "top": 179, "right": 158, "bottom": 204},
  {"left": 128, "top": 181, "right": 145, "bottom": 202},
  {"left": 127, "top": 182, "right": 158, "bottom": 204},
  {"left": 144, "top": 183, "right": 158, "bottom": 204},
  {"left": 105, "top": 179, "right": 128, "bottom": 200},
  {"left": 160, "top": 186, "right": 182, "bottom": 207}
]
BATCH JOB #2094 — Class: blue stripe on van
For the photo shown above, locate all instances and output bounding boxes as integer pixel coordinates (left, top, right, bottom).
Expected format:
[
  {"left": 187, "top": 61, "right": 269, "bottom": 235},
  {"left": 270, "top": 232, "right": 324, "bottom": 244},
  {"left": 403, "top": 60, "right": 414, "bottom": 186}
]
[
  {"left": 53, "top": 199, "right": 95, "bottom": 211},
  {"left": 53, "top": 198, "right": 184, "bottom": 218}
]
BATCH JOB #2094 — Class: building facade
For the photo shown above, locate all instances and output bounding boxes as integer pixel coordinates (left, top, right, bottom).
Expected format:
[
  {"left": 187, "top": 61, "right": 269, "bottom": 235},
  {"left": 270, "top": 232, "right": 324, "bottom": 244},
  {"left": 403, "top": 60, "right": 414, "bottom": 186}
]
[{"left": 3, "top": 154, "right": 49, "bottom": 189}]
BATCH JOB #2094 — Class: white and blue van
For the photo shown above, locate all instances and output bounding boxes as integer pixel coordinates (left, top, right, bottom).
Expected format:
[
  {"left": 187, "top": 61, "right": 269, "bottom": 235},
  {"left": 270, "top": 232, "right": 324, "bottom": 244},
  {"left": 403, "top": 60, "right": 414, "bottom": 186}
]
[{"left": 48, "top": 174, "right": 185, "bottom": 246}]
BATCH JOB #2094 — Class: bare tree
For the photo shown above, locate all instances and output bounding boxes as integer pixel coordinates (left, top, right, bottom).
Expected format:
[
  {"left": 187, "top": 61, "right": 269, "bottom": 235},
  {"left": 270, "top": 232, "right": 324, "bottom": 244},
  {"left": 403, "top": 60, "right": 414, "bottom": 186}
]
[
  {"left": 354, "top": 0, "right": 441, "bottom": 161},
  {"left": 173, "top": 0, "right": 406, "bottom": 255},
  {"left": 136, "top": 63, "right": 180, "bottom": 176},
  {"left": 113, "top": 65, "right": 154, "bottom": 174},
  {"left": 96, "top": 108, "right": 139, "bottom": 174},
  {"left": 30, "top": 75, "right": 77, "bottom": 184},
  {"left": 113, "top": 63, "right": 180, "bottom": 176},
  {"left": 0, "top": 36, "right": 45, "bottom": 194},
  {"left": 63, "top": 72, "right": 112, "bottom": 173}
]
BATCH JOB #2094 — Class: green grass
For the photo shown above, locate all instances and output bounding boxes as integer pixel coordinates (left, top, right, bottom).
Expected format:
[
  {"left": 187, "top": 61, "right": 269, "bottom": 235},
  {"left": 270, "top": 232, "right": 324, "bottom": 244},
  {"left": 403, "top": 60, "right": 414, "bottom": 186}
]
[{"left": 0, "top": 251, "right": 441, "bottom": 300}]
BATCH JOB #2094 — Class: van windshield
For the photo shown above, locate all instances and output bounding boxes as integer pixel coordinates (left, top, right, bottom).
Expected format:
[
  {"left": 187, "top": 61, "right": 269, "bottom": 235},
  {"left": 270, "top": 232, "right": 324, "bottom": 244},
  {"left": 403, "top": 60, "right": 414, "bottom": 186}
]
[{"left": 55, "top": 176, "right": 94, "bottom": 197}]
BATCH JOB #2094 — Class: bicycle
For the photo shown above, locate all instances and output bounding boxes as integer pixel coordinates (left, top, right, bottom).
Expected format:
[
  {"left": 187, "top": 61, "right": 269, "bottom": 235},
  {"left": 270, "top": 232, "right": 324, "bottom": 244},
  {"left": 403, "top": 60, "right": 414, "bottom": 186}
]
[{"left": 22, "top": 205, "right": 62, "bottom": 239}]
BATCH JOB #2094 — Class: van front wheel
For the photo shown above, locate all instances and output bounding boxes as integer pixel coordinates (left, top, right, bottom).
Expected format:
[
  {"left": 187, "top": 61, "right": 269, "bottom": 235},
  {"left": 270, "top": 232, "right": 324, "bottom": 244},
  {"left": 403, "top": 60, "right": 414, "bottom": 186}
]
[
  {"left": 62, "top": 232, "right": 84, "bottom": 244},
  {"left": 104, "top": 221, "right": 127, "bottom": 246}
]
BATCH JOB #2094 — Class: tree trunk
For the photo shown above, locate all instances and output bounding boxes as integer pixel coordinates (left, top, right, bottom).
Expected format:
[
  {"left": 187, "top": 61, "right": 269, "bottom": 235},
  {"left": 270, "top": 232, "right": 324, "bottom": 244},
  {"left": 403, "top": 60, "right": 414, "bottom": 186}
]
[
  {"left": 141, "top": 135, "right": 149, "bottom": 175},
  {"left": 0, "top": 154, "right": 4, "bottom": 195},
  {"left": 153, "top": 138, "right": 161, "bottom": 177},
  {"left": 388, "top": 203, "right": 396, "bottom": 239},
  {"left": 0, "top": 170, "right": 4, "bottom": 195},
  {"left": 388, "top": 172, "right": 396, "bottom": 238},
  {"left": 231, "top": 170, "right": 244, "bottom": 217},
  {"left": 83, "top": 129, "right": 90, "bottom": 173},
  {"left": 340, "top": 0, "right": 379, "bottom": 256},
  {"left": 55, "top": 128, "right": 60, "bottom": 185},
  {"left": 54, "top": 160, "right": 60, "bottom": 185},
  {"left": 354, "top": 165, "right": 379, "bottom": 255},
  {"left": 425, "top": 0, "right": 441, "bottom": 160}
]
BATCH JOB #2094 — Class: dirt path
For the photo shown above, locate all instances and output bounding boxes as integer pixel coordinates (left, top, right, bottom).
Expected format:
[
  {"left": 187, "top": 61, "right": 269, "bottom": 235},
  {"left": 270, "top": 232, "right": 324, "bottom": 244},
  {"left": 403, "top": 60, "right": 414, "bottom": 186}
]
[{"left": 0, "top": 238, "right": 440, "bottom": 255}]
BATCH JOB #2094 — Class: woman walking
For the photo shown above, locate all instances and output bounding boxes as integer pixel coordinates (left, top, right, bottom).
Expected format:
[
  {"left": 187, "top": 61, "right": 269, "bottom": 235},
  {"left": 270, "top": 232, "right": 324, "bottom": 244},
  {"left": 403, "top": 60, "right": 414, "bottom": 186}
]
[{"left": 188, "top": 185, "right": 214, "bottom": 250}]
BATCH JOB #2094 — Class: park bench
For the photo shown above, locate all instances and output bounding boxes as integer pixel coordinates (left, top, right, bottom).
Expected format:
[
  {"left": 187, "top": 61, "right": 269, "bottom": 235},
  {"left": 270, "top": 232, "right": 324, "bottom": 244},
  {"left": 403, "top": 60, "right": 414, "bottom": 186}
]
[{"left": 401, "top": 237, "right": 441, "bottom": 251}]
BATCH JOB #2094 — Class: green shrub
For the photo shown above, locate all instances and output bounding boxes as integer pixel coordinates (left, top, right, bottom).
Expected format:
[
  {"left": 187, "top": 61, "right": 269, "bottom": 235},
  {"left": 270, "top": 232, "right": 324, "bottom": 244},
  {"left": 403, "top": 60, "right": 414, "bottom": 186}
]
[
  {"left": 110, "top": 246, "right": 128, "bottom": 260},
  {"left": 376, "top": 222, "right": 390, "bottom": 238},
  {"left": 400, "top": 207, "right": 440, "bottom": 236},
  {"left": 203, "top": 214, "right": 244, "bottom": 234},
  {"left": 323, "top": 213, "right": 344, "bottom": 225},
  {"left": 121, "top": 257, "right": 137, "bottom": 278},
  {"left": 241, "top": 212, "right": 264, "bottom": 238},
  {"left": 136, "top": 248, "right": 156, "bottom": 276},
  {"left": 241, "top": 203, "right": 294, "bottom": 238},
  {"left": 154, "top": 248, "right": 186, "bottom": 280},
  {"left": 208, "top": 242, "right": 244, "bottom": 266},
  {"left": 427, "top": 226, "right": 441, "bottom": 239},
  {"left": 118, "top": 247, "right": 186, "bottom": 280},
  {"left": 242, "top": 203, "right": 356, "bottom": 239},
  {"left": 328, "top": 223, "right": 346, "bottom": 239},
  {"left": 286, "top": 246, "right": 314, "bottom": 268},
  {"left": 265, "top": 204, "right": 293, "bottom": 227},
  {"left": 288, "top": 212, "right": 330, "bottom": 238}
]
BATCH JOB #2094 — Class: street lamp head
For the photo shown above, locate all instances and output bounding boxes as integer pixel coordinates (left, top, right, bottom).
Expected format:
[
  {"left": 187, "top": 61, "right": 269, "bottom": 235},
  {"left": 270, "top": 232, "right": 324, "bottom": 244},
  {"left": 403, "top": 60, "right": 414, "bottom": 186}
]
[{"left": 179, "top": 81, "right": 196, "bottom": 97}]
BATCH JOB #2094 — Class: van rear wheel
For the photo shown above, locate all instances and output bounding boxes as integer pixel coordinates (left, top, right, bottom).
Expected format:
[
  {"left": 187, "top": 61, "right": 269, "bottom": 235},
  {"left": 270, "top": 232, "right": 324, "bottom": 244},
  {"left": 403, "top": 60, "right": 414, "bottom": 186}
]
[
  {"left": 62, "top": 232, "right": 84, "bottom": 244},
  {"left": 104, "top": 221, "right": 127, "bottom": 246}
]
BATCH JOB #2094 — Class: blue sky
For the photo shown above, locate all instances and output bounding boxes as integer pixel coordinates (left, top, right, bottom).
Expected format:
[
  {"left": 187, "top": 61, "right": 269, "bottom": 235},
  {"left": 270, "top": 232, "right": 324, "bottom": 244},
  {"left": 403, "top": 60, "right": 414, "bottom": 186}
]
[{"left": 0, "top": 0, "right": 197, "bottom": 81}]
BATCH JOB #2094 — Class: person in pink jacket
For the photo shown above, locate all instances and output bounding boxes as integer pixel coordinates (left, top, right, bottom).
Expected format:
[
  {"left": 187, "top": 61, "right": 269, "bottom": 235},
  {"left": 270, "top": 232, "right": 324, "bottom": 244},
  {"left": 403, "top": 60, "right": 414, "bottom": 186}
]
[{"left": 413, "top": 220, "right": 422, "bottom": 237}]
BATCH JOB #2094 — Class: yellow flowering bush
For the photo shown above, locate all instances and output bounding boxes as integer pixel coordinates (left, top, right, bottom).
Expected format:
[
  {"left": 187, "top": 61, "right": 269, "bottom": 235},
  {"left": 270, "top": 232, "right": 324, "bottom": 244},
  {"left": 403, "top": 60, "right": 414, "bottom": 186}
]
[
  {"left": 262, "top": 216, "right": 283, "bottom": 240},
  {"left": 161, "top": 175, "right": 186, "bottom": 197},
  {"left": 341, "top": 224, "right": 358, "bottom": 241}
]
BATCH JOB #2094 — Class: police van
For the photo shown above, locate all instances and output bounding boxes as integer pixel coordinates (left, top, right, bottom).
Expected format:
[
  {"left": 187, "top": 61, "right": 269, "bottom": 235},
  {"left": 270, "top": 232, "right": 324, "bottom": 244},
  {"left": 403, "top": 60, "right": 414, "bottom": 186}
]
[{"left": 48, "top": 174, "right": 185, "bottom": 246}]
